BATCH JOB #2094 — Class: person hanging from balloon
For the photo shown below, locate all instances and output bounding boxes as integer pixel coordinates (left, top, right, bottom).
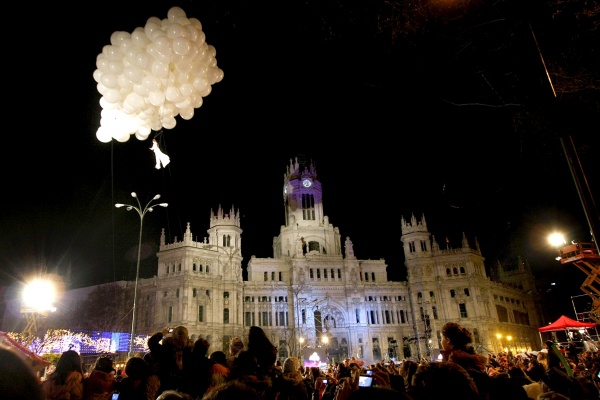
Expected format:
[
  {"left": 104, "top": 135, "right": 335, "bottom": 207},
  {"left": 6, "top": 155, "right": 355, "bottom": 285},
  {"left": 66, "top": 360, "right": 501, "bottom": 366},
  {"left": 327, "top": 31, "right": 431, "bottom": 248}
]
[{"left": 150, "top": 138, "right": 170, "bottom": 169}]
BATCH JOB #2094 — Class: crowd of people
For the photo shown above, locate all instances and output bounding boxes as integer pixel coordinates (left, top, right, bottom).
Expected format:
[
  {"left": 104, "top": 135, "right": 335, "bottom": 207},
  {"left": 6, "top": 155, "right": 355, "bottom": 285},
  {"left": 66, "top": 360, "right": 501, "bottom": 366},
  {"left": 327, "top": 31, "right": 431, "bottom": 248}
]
[{"left": 2, "top": 322, "right": 600, "bottom": 400}]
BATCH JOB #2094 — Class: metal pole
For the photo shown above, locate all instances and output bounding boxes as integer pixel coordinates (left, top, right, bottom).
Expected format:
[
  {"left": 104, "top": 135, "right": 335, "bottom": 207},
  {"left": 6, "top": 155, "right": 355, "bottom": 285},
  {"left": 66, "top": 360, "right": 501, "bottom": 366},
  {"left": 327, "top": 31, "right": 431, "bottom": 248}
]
[
  {"left": 129, "top": 212, "right": 144, "bottom": 359},
  {"left": 116, "top": 193, "right": 167, "bottom": 359}
]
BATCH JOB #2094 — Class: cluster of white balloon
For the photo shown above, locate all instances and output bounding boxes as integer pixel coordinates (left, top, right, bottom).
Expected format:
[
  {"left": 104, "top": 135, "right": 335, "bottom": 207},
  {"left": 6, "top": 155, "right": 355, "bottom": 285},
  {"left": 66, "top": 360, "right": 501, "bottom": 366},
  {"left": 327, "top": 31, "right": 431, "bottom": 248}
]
[{"left": 94, "top": 7, "right": 224, "bottom": 143}]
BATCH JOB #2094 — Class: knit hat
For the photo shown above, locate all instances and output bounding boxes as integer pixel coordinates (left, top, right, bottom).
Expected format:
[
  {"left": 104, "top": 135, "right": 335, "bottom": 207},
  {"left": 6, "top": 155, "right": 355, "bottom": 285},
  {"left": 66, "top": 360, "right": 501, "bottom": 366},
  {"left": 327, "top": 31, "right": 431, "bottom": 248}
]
[{"left": 283, "top": 356, "right": 300, "bottom": 373}]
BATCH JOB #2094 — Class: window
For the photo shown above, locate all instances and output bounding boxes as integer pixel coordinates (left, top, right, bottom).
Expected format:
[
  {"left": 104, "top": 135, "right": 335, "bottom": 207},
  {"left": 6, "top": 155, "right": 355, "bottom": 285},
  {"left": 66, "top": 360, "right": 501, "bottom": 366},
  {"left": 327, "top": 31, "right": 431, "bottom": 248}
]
[
  {"left": 432, "top": 306, "right": 438, "bottom": 319},
  {"left": 198, "top": 305, "right": 204, "bottom": 322},
  {"left": 464, "top": 288, "right": 470, "bottom": 296},
  {"left": 310, "top": 269, "right": 314, "bottom": 279},
  {"left": 200, "top": 264, "right": 203, "bottom": 272},
  {"left": 279, "top": 272, "right": 282, "bottom": 281},
  {"left": 245, "top": 311, "right": 253, "bottom": 326},
  {"left": 176, "top": 288, "right": 179, "bottom": 298},
  {"left": 178, "top": 263, "right": 181, "bottom": 271},
  {"left": 385, "top": 310, "right": 391, "bottom": 324},
  {"left": 355, "top": 309, "right": 360, "bottom": 323},
  {"left": 302, "top": 309, "right": 306, "bottom": 324},
  {"left": 278, "top": 311, "right": 286, "bottom": 326},
  {"left": 271, "top": 271, "right": 275, "bottom": 281},
  {"left": 364, "top": 273, "right": 369, "bottom": 282},
  {"left": 459, "top": 303, "right": 468, "bottom": 318},
  {"left": 222, "top": 234, "right": 231, "bottom": 247},
  {"left": 420, "top": 240, "right": 427, "bottom": 251},
  {"left": 446, "top": 268, "right": 451, "bottom": 276},
  {"left": 496, "top": 305, "right": 509, "bottom": 322},
  {"left": 168, "top": 306, "right": 173, "bottom": 323},
  {"left": 450, "top": 290, "right": 455, "bottom": 298},
  {"left": 206, "top": 265, "right": 210, "bottom": 273},
  {"left": 264, "top": 272, "right": 268, "bottom": 281},
  {"left": 262, "top": 312, "right": 269, "bottom": 326},
  {"left": 309, "top": 241, "right": 320, "bottom": 252},
  {"left": 193, "top": 263, "right": 197, "bottom": 272},
  {"left": 302, "top": 194, "right": 315, "bottom": 220},
  {"left": 224, "top": 291, "right": 229, "bottom": 299},
  {"left": 338, "top": 269, "right": 342, "bottom": 279},
  {"left": 371, "top": 272, "right": 375, "bottom": 282},
  {"left": 417, "top": 292, "right": 422, "bottom": 299},
  {"left": 317, "top": 269, "right": 321, "bottom": 279},
  {"left": 430, "top": 291, "right": 435, "bottom": 298},
  {"left": 324, "top": 269, "right": 328, "bottom": 278},
  {"left": 224, "top": 308, "right": 229, "bottom": 324},
  {"left": 331, "top": 269, "right": 334, "bottom": 279},
  {"left": 193, "top": 288, "right": 197, "bottom": 297},
  {"left": 409, "top": 242, "right": 416, "bottom": 252},
  {"left": 460, "top": 266, "right": 466, "bottom": 274}
]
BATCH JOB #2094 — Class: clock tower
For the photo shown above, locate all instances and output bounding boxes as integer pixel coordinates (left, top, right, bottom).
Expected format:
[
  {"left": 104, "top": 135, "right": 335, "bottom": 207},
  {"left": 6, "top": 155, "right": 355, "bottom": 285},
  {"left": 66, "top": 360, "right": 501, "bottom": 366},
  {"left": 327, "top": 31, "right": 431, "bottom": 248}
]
[
  {"left": 282, "top": 156, "right": 323, "bottom": 228},
  {"left": 275, "top": 156, "right": 341, "bottom": 258}
]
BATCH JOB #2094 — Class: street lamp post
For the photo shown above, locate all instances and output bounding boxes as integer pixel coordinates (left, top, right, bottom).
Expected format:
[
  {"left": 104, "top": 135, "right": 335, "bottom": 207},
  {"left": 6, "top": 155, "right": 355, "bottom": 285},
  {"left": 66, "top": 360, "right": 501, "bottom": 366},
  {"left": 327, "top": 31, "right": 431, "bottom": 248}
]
[{"left": 116, "top": 192, "right": 168, "bottom": 358}]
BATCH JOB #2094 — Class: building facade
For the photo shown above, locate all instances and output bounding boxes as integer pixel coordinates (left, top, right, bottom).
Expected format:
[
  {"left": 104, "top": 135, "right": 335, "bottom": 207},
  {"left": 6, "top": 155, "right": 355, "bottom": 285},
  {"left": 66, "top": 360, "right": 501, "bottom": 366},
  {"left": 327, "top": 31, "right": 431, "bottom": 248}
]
[{"left": 134, "top": 157, "right": 544, "bottom": 364}]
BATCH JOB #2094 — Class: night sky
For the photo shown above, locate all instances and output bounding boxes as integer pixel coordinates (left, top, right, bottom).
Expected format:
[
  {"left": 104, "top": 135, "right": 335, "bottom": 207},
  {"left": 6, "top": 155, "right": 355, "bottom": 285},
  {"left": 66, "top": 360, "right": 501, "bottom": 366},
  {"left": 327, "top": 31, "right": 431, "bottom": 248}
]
[{"left": 1, "top": 0, "right": 598, "bottom": 321}]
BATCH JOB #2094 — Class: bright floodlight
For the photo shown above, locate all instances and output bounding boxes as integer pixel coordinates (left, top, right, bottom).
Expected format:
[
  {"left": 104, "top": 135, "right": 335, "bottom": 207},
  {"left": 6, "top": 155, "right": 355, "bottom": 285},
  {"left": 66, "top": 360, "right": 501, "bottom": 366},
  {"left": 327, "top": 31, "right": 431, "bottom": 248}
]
[
  {"left": 548, "top": 232, "right": 566, "bottom": 247},
  {"left": 22, "top": 278, "right": 56, "bottom": 312}
]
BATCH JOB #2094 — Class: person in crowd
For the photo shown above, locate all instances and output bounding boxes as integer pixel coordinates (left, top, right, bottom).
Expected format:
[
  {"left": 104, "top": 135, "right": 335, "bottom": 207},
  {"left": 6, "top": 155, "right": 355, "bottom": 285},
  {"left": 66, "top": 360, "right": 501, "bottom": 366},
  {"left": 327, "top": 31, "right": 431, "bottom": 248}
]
[
  {"left": 0, "top": 344, "right": 45, "bottom": 400},
  {"left": 84, "top": 355, "right": 116, "bottom": 400},
  {"left": 179, "top": 337, "right": 213, "bottom": 399},
  {"left": 273, "top": 356, "right": 309, "bottom": 400},
  {"left": 398, "top": 360, "right": 418, "bottom": 391},
  {"left": 335, "top": 366, "right": 411, "bottom": 400},
  {"left": 43, "top": 349, "right": 85, "bottom": 400},
  {"left": 147, "top": 325, "right": 194, "bottom": 394},
  {"left": 206, "top": 351, "right": 231, "bottom": 395},
  {"left": 441, "top": 322, "right": 490, "bottom": 399},
  {"left": 408, "top": 361, "right": 480, "bottom": 400},
  {"left": 227, "top": 337, "right": 245, "bottom": 370},
  {"left": 201, "top": 380, "right": 261, "bottom": 400},
  {"left": 228, "top": 350, "right": 274, "bottom": 400},
  {"left": 156, "top": 389, "right": 195, "bottom": 400},
  {"left": 487, "top": 372, "right": 530, "bottom": 400},
  {"left": 246, "top": 326, "right": 278, "bottom": 378},
  {"left": 115, "top": 356, "right": 160, "bottom": 400}
]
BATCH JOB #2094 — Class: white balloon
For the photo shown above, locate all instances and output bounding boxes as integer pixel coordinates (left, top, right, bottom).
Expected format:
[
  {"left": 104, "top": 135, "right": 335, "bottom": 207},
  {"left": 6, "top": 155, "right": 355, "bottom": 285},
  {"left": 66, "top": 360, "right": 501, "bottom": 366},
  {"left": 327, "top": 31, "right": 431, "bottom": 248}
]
[
  {"left": 162, "top": 116, "right": 177, "bottom": 129},
  {"left": 167, "top": 23, "right": 187, "bottom": 39},
  {"left": 102, "top": 45, "right": 121, "bottom": 60},
  {"left": 103, "top": 88, "right": 122, "bottom": 103},
  {"left": 124, "top": 65, "right": 144, "bottom": 83},
  {"left": 131, "top": 27, "right": 150, "bottom": 47},
  {"left": 149, "top": 91, "right": 165, "bottom": 106},
  {"left": 172, "top": 37, "right": 191, "bottom": 55},
  {"left": 151, "top": 60, "right": 169, "bottom": 78},
  {"left": 95, "top": 7, "right": 222, "bottom": 142},
  {"left": 96, "top": 54, "right": 110, "bottom": 71},
  {"left": 100, "top": 72, "right": 118, "bottom": 88},
  {"left": 110, "top": 31, "right": 131, "bottom": 46},
  {"left": 165, "top": 86, "right": 183, "bottom": 102},
  {"left": 168, "top": 7, "right": 187, "bottom": 21},
  {"left": 143, "top": 75, "right": 162, "bottom": 91},
  {"left": 180, "top": 107, "right": 194, "bottom": 120}
]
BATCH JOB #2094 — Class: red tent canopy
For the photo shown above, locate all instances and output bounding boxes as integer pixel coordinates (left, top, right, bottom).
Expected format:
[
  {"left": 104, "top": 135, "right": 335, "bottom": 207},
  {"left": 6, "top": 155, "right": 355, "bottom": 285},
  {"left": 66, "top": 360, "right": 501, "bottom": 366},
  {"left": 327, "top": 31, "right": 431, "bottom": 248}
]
[
  {"left": 0, "top": 332, "right": 50, "bottom": 372},
  {"left": 538, "top": 315, "right": 597, "bottom": 332}
]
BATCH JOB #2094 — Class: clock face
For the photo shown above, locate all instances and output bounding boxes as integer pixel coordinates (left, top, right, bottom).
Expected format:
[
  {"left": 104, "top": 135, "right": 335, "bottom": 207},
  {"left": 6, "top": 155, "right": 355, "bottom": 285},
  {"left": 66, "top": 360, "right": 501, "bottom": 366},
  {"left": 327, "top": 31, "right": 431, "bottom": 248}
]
[{"left": 302, "top": 179, "right": 312, "bottom": 188}]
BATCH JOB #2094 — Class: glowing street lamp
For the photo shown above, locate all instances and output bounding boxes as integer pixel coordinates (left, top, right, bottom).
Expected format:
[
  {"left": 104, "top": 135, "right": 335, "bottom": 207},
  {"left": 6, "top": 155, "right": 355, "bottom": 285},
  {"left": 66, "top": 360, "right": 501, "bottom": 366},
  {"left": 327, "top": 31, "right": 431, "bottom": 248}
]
[
  {"left": 116, "top": 192, "right": 167, "bottom": 358},
  {"left": 21, "top": 276, "right": 59, "bottom": 343},
  {"left": 548, "top": 232, "right": 567, "bottom": 247}
]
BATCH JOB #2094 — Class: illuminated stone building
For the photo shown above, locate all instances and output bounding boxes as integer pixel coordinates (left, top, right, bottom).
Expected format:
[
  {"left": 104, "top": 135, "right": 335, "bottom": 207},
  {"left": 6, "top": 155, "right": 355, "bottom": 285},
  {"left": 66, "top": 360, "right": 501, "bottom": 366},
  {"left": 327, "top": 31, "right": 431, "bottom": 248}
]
[{"left": 135, "top": 157, "right": 544, "bottom": 364}]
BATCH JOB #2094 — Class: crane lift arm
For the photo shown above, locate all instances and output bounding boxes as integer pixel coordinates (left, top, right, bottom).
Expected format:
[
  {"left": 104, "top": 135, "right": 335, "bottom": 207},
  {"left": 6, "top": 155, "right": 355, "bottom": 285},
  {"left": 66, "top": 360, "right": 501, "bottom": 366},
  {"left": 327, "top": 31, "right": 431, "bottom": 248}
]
[{"left": 557, "top": 242, "right": 600, "bottom": 323}]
